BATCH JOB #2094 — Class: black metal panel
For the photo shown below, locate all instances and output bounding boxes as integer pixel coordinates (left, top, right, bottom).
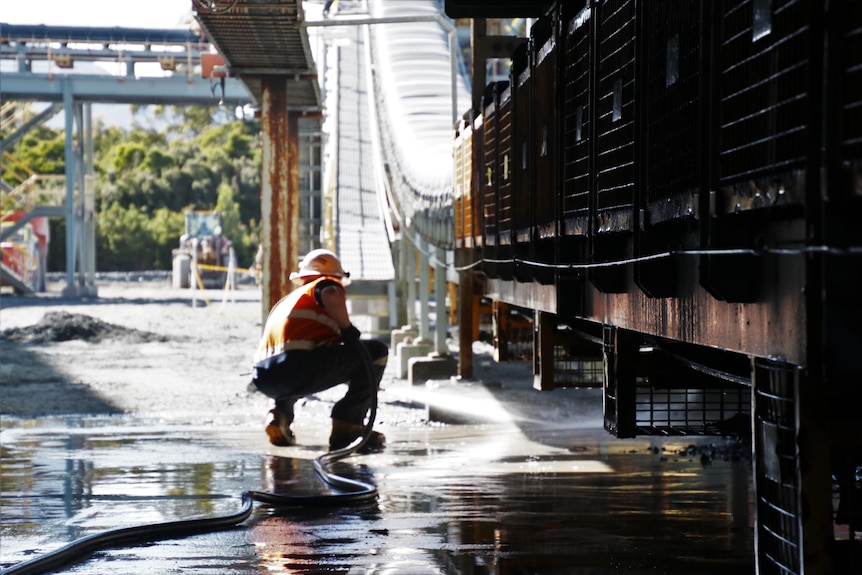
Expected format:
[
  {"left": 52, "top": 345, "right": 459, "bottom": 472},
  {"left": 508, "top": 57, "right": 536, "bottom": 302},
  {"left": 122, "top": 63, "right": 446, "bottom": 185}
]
[
  {"left": 556, "top": 3, "right": 593, "bottom": 308},
  {"left": 602, "top": 325, "right": 638, "bottom": 438},
  {"left": 481, "top": 82, "right": 508, "bottom": 279},
  {"left": 716, "top": 0, "right": 816, "bottom": 210},
  {"left": 532, "top": 14, "right": 559, "bottom": 237},
  {"left": 496, "top": 84, "right": 514, "bottom": 280},
  {"left": 635, "top": 0, "right": 706, "bottom": 299},
  {"left": 753, "top": 358, "right": 802, "bottom": 575},
  {"left": 561, "top": 3, "right": 592, "bottom": 234},
  {"left": 454, "top": 114, "right": 473, "bottom": 251},
  {"left": 511, "top": 41, "right": 534, "bottom": 282},
  {"left": 591, "top": 0, "right": 637, "bottom": 293},
  {"left": 472, "top": 113, "right": 485, "bottom": 251},
  {"left": 700, "top": 0, "right": 820, "bottom": 303},
  {"left": 835, "top": 0, "right": 862, "bottom": 187},
  {"left": 594, "top": 0, "right": 637, "bottom": 225},
  {"left": 642, "top": 0, "right": 702, "bottom": 215},
  {"left": 531, "top": 13, "right": 559, "bottom": 285}
]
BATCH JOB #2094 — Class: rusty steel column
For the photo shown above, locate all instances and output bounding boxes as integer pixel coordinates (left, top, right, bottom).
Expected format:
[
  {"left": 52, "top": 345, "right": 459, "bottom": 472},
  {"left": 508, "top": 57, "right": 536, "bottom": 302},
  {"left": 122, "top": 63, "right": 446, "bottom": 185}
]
[{"left": 260, "top": 76, "right": 300, "bottom": 320}]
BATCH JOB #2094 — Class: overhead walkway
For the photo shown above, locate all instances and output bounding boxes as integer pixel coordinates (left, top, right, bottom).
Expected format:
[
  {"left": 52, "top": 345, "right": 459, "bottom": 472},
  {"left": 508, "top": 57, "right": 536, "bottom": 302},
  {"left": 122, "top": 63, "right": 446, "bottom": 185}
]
[{"left": 0, "top": 23, "right": 251, "bottom": 106}]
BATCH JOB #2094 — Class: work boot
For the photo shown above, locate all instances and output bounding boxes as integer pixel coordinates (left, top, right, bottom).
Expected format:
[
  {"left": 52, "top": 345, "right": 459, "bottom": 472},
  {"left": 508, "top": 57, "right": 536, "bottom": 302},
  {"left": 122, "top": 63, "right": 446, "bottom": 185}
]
[
  {"left": 329, "top": 419, "right": 385, "bottom": 453},
  {"left": 265, "top": 408, "right": 296, "bottom": 447}
]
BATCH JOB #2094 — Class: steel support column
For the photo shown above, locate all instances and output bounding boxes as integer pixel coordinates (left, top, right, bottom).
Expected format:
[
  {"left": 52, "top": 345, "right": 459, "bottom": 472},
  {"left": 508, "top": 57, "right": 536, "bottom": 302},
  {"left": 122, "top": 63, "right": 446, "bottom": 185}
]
[
  {"left": 62, "top": 78, "right": 76, "bottom": 291},
  {"left": 602, "top": 325, "right": 638, "bottom": 438},
  {"left": 458, "top": 269, "right": 474, "bottom": 378},
  {"left": 59, "top": 80, "right": 97, "bottom": 297},
  {"left": 260, "top": 76, "right": 300, "bottom": 319},
  {"left": 418, "top": 238, "right": 430, "bottom": 342},
  {"left": 404, "top": 239, "right": 417, "bottom": 328},
  {"left": 434, "top": 246, "right": 448, "bottom": 354}
]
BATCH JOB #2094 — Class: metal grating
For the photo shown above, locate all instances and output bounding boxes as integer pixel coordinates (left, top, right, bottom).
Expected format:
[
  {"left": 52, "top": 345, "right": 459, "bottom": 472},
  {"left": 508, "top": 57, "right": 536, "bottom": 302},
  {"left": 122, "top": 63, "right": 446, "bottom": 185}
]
[
  {"left": 643, "top": 0, "right": 703, "bottom": 210},
  {"left": 531, "top": 14, "right": 559, "bottom": 239},
  {"left": 838, "top": 0, "right": 862, "bottom": 169},
  {"left": 553, "top": 354, "right": 602, "bottom": 388},
  {"left": 463, "top": 121, "right": 476, "bottom": 248},
  {"left": 493, "top": 304, "right": 533, "bottom": 362},
  {"left": 754, "top": 359, "right": 801, "bottom": 575},
  {"left": 194, "top": 0, "right": 320, "bottom": 109},
  {"left": 595, "top": 0, "right": 637, "bottom": 218},
  {"left": 718, "top": 0, "right": 814, "bottom": 188},
  {"left": 511, "top": 42, "right": 532, "bottom": 241},
  {"left": 497, "top": 85, "right": 514, "bottom": 243},
  {"left": 472, "top": 114, "right": 485, "bottom": 249},
  {"left": 454, "top": 118, "right": 471, "bottom": 248},
  {"left": 482, "top": 83, "right": 505, "bottom": 250},
  {"left": 635, "top": 382, "right": 750, "bottom": 436},
  {"left": 561, "top": 3, "right": 592, "bottom": 231}
]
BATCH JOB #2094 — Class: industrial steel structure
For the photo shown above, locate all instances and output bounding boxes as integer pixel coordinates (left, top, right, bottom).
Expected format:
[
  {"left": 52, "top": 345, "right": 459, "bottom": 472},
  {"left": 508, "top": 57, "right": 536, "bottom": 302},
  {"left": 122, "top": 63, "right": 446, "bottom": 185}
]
[
  {"left": 450, "top": 1, "right": 862, "bottom": 574},
  {"left": 195, "top": 0, "right": 862, "bottom": 572},
  {"left": 0, "top": 22, "right": 252, "bottom": 295},
  {"left": 3, "top": 1, "right": 860, "bottom": 573}
]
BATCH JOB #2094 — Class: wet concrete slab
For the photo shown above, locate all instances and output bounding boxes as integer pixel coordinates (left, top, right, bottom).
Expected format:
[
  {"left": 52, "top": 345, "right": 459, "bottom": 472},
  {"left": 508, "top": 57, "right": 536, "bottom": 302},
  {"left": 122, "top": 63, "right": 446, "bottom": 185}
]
[{"left": 0, "top": 383, "right": 755, "bottom": 574}]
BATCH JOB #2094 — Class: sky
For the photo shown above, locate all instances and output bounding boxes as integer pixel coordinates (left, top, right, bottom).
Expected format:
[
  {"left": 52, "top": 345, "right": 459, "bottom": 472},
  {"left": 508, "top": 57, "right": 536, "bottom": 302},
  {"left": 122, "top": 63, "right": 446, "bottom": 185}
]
[{"left": 1, "top": 0, "right": 194, "bottom": 28}]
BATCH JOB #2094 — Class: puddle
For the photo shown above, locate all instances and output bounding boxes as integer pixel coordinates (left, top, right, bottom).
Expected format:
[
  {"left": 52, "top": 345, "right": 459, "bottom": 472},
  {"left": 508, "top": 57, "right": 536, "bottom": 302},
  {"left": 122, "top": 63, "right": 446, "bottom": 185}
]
[{"left": 0, "top": 414, "right": 754, "bottom": 574}]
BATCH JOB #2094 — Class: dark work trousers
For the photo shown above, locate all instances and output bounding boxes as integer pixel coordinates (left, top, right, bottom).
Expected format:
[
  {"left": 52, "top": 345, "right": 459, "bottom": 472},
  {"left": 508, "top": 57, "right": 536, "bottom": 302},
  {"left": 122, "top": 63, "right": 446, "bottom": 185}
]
[{"left": 252, "top": 339, "right": 388, "bottom": 426}]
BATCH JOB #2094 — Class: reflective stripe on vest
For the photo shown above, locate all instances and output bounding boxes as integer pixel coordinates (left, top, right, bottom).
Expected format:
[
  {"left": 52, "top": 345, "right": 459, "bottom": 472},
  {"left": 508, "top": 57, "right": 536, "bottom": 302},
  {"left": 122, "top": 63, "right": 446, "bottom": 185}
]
[{"left": 255, "top": 277, "right": 343, "bottom": 362}]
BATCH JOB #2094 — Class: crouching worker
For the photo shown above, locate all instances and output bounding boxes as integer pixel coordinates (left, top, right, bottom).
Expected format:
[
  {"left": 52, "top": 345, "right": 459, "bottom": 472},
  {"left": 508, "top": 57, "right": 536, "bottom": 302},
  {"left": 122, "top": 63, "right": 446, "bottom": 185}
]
[{"left": 251, "top": 249, "right": 388, "bottom": 452}]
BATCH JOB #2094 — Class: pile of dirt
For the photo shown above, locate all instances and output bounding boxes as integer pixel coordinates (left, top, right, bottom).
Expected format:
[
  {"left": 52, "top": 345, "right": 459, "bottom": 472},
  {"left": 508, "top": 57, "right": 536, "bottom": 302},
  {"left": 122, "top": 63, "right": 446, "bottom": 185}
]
[{"left": 0, "top": 311, "right": 168, "bottom": 344}]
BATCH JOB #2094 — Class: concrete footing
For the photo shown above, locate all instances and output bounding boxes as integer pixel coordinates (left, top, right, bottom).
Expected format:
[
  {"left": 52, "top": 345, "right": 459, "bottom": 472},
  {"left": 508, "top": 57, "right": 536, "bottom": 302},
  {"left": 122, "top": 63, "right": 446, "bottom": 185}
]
[
  {"left": 61, "top": 284, "right": 98, "bottom": 298},
  {"left": 396, "top": 339, "right": 432, "bottom": 379},
  {"left": 390, "top": 325, "right": 418, "bottom": 351},
  {"left": 408, "top": 353, "right": 458, "bottom": 386}
]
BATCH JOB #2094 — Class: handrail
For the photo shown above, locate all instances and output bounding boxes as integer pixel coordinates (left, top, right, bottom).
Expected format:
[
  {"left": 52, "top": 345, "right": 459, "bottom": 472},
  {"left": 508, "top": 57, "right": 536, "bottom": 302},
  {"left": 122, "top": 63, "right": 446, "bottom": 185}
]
[
  {"left": 0, "top": 171, "right": 66, "bottom": 212},
  {"left": 0, "top": 23, "right": 212, "bottom": 74}
]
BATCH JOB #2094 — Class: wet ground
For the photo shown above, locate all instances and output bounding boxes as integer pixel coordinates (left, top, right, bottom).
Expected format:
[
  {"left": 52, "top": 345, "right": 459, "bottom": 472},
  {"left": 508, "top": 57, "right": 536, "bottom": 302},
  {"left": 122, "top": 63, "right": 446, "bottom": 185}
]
[
  {"left": 0, "top": 281, "right": 755, "bottom": 574},
  {"left": 1, "top": 389, "right": 754, "bottom": 574}
]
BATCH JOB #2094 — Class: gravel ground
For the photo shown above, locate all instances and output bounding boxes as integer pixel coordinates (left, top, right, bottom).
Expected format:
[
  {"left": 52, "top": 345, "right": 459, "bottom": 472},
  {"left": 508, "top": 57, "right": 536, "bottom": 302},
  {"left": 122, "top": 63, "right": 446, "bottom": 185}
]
[
  {"left": 0, "top": 279, "right": 273, "bottom": 423},
  {"left": 0, "top": 277, "right": 752, "bottom": 463},
  {"left": 0, "top": 277, "right": 469, "bottom": 434}
]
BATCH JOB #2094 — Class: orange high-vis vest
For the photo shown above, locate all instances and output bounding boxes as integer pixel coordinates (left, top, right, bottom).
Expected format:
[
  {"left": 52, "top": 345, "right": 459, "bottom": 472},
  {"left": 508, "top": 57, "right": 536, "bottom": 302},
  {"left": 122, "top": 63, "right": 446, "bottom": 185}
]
[{"left": 254, "top": 277, "right": 344, "bottom": 362}]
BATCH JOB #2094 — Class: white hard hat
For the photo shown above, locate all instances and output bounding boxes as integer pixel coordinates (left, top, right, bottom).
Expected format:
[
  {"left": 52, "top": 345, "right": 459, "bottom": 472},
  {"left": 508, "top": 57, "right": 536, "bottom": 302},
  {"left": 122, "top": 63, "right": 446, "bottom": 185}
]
[{"left": 289, "top": 249, "right": 351, "bottom": 284}]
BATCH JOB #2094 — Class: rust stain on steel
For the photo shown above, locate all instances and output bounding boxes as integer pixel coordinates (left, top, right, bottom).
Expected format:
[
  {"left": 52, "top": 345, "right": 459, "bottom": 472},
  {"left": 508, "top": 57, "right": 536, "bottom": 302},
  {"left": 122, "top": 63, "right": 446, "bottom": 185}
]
[{"left": 260, "top": 77, "right": 300, "bottom": 319}]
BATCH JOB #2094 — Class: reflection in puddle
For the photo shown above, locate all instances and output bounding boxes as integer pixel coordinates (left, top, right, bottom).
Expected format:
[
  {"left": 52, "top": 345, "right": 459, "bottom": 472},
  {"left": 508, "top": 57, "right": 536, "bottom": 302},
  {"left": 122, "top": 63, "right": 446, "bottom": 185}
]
[{"left": 1, "top": 416, "right": 753, "bottom": 574}]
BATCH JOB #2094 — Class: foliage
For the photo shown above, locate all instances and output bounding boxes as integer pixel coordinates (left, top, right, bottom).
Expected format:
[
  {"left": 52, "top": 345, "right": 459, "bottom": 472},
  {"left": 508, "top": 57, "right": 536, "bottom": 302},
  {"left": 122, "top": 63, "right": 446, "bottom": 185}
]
[
  {"left": 215, "top": 179, "right": 257, "bottom": 266},
  {"left": 10, "top": 105, "right": 263, "bottom": 272},
  {"left": 11, "top": 129, "right": 66, "bottom": 177}
]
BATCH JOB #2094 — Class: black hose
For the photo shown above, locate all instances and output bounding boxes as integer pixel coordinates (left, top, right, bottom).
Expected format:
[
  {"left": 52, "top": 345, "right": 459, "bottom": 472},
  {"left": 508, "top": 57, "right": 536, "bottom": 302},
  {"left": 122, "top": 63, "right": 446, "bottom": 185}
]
[{"left": 1, "top": 337, "right": 380, "bottom": 575}]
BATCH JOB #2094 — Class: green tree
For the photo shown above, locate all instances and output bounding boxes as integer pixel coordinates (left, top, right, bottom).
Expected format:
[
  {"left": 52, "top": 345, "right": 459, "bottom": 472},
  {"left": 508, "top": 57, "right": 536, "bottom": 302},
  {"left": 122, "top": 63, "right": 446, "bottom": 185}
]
[
  {"left": 141, "top": 148, "right": 175, "bottom": 175},
  {"left": 215, "top": 179, "right": 255, "bottom": 266},
  {"left": 14, "top": 129, "right": 65, "bottom": 175},
  {"left": 110, "top": 141, "right": 148, "bottom": 174},
  {"left": 97, "top": 202, "right": 157, "bottom": 270},
  {"left": 148, "top": 208, "right": 186, "bottom": 269},
  {"left": 11, "top": 104, "right": 264, "bottom": 273}
]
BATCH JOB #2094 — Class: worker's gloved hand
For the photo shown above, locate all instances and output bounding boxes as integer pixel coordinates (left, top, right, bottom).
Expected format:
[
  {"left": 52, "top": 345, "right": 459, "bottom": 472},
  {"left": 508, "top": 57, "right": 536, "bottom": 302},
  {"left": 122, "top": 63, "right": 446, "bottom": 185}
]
[{"left": 341, "top": 325, "right": 361, "bottom": 341}]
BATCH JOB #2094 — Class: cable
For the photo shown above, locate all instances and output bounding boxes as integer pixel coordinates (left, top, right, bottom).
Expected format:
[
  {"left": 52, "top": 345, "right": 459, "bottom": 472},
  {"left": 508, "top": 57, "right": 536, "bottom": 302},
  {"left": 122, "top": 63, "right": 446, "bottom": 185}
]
[
  {"left": 0, "top": 338, "right": 380, "bottom": 575},
  {"left": 451, "top": 244, "right": 862, "bottom": 273}
]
